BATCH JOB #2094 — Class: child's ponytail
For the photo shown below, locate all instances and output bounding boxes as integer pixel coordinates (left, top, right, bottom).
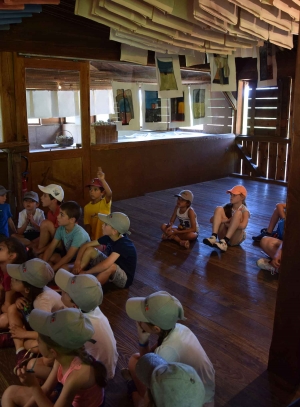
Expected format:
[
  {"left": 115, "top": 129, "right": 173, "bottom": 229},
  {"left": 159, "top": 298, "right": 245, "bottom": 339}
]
[{"left": 76, "top": 348, "right": 108, "bottom": 388}]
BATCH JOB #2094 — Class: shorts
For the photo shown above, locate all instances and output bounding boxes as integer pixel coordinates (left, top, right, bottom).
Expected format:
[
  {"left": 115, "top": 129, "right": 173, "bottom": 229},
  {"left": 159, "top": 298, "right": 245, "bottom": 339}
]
[
  {"left": 90, "top": 249, "right": 128, "bottom": 288},
  {"left": 24, "top": 230, "right": 40, "bottom": 241},
  {"left": 228, "top": 231, "right": 246, "bottom": 247}
]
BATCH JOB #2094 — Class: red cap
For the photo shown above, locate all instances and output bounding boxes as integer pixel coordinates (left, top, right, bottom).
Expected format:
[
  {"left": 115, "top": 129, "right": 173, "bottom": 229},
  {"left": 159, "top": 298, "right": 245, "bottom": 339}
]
[{"left": 86, "top": 178, "right": 103, "bottom": 188}]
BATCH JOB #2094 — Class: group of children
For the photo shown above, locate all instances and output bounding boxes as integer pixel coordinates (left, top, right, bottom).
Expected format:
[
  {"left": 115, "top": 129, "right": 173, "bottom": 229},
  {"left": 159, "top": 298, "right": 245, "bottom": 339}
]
[{"left": 0, "top": 172, "right": 285, "bottom": 407}]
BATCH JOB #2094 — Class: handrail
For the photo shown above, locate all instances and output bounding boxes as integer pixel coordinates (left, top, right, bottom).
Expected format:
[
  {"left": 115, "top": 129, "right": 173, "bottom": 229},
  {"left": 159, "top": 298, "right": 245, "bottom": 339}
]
[{"left": 236, "top": 135, "right": 291, "bottom": 144}]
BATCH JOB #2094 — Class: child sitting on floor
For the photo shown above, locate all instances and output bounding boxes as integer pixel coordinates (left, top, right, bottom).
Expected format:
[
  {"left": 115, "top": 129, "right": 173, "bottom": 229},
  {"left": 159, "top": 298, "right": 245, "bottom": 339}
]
[
  {"left": 161, "top": 190, "right": 199, "bottom": 249},
  {"left": 252, "top": 202, "right": 286, "bottom": 242},
  {"left": 1, "top": 308, "right": 107, "bottom": 407},
  {"left": 42, "top": 201, "right": 90, "bottom": 273},
  {"left": 73, "top": 212, "right": 137, "bottom": 288},
  {"left": 203, "top": 185, "right": 250, "bottom": 253},
  {"left": 84, "top": 167, "right": 112, "bottom": 240},
  {"left": 0, "top": 238, "right": 28, "bottom": 331},
  {"left": 0, "top": 185, "right": 17, "bottom": 238},
  {"left": 12, "top": 191, "right": 45, "bottom": 246}
]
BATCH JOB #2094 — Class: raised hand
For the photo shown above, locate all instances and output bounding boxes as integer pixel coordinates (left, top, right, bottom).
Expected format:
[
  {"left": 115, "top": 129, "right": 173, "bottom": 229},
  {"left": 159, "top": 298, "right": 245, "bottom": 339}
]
[{"left": 97, "top": 167, "right": 105, "bottom": 180}]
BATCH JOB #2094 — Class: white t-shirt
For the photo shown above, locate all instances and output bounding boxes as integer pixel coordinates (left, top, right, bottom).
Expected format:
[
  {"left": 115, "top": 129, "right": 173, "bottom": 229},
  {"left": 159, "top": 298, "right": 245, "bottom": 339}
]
[
  {"left": 84, "top": 307, "right": 118, "bottom": 380},
  {"left": 18, "top": 208, "right": 45, "bottom": 232},
  {"left": 33, "top": 286, "right": 64, "bottom": 312},
  {"left": 155, "top": 323, "right": 215, "bottom": 405}
]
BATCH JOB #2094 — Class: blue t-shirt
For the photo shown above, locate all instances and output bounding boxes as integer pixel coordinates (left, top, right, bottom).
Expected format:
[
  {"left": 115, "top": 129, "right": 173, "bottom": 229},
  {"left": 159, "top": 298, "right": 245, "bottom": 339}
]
[
  {"left": 0, "top": 203, "right": 12, "bottom": 237},
  {"left": 97, "top": 234, "right": 137, "bottom": 288},
  {"left": 54, "top": 224, "right": 90, "bottom": 252}
]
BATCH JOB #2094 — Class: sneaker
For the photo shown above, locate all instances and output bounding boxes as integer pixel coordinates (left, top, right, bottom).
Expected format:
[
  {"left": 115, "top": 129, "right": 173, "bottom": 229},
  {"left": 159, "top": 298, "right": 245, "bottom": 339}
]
[
  {"left": 256, "top": 258, "right": 277, "bottom": 275},
  {"left": 0, "top": 333, "right": 14, "bottom": 348},
  {"left": 252, "top": 229, "right": 273, "bottom": 242},
  {"left": 203, "top": 236, "right": 217, "bottom": 247},
  {"left": 213, "top": 239, "right": 228, "bottom": 252}
]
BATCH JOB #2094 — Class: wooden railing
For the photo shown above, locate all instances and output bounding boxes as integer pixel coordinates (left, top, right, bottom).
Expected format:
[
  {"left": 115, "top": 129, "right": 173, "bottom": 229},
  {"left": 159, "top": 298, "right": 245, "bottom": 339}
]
[{"left": 235, "top": 135, "right": 291, "bottom": 183}]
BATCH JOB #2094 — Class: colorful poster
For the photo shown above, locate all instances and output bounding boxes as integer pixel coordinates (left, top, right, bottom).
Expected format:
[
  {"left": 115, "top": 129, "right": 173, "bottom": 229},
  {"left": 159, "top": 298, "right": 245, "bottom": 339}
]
[
  {"left": 155, "top": 53, "right": 183, "bottom": 98},
  {"left": 257, "top": 42, "right": 277, "bottom": 87},
  {"left": 209, "top": 54, "right": 236, "bottom": 92},
  {"left": 141, "top": 84, "right": 168, "bottom": 131},
  {"left": 169, "top": 86, "right": 191, "bottom": 129},
  {"left": 189, "top": 84, "right": 212, "bottom": 126},
  {"left": 112, "top": 81, "right": 140, "bottom": 131}
]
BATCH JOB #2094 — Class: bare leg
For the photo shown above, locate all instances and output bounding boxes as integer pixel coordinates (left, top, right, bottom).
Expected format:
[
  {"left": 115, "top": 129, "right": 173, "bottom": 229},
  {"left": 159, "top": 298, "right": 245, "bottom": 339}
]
[
  {"left": 7, "top": 304, "right": 25, "bottom": 352},
  {"left": 37, "top": 220, "right": 56, "bottom": 252},
  {"left": 128, "top": 353, "right": 147, "bottom": 397},
  {"left": 2, "top": 384, "right": 33, "bottom": 407},
  {"left": 212, "top": 207, "right": 228, "bottom": 234},
  {"left": 260, "top": 237, "right": 282, "bottom": 258},
  {"left": 11, "top": 234, "right": 31, "bottom": 247},
  {"left": 0, "top": 312, "right": 9, "bottom": 329},
  {"left": 170, "top": 230, "right": 198, "bottom": 248},
  {"left": 80, "top": 247, "right": 99, "bottom": 270}
]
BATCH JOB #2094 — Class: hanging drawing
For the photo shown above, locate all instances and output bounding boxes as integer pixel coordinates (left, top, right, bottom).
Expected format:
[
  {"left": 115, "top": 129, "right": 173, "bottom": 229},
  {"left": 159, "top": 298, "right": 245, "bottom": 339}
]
[
  {"left": 169, "top": 86, "right": 191, "bottom": 129},
  {"left": 189, "top": 84, "right": 212, "bottom": 126},
  {"left": 155, "top": 53, "right": 183, "bottom": 98},
  {"left": 209, "top": 54, "right": 236, "bottom": 92},
  {"left": 112, "top": 81, "right": 140, "bottom": 131},
  {"left": 141, "top": 84, "right": 168, "bottom": 131},
  {"left": 257, "top": 42, "right": 277, "bottom": 87}
]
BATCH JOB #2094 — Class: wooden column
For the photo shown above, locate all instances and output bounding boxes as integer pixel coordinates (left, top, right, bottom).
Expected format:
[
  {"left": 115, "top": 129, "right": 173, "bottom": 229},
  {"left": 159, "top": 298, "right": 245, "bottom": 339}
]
[{"left": 268, "top": 29, "right": 300, "bottom": 384}]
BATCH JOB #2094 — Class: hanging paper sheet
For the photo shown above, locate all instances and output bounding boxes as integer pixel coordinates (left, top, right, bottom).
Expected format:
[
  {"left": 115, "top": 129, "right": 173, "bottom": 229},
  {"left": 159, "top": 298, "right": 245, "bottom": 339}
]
[
  {"left": 209, "top": 54, "right": 237, "bottom": 92},
  {"left": 112, "top": 81, "right": 140, "bottom": 131},
  {"left": 257, "top": 42, "right": 277, "bottom": 87},
  {"left": 155, "top": 53, "right": 183, "bottom": 98},
  {"left": 141, "top": 84, "right": 168, "bottom": 131}
]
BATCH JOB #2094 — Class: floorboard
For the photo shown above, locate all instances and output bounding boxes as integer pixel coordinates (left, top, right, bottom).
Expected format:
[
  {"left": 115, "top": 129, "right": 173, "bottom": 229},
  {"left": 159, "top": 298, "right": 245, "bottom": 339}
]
[{"left": 1, "top": 176, "right": 299, "bottom": 406}]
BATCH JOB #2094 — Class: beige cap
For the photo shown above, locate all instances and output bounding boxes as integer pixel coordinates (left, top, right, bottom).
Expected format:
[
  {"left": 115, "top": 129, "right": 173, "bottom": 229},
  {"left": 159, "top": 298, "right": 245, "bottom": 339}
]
[
  {"left": 98, "top": 212, "right": 131, "bottom": 235},
  {"left": 7, "top": 259, "right": 54, "bottom": 288},
  {"left": 38, "top": 184, "right": 64, "bottom": 202},
  {"left": 174, "top": 190, "right": 194, "bottom": 203}
]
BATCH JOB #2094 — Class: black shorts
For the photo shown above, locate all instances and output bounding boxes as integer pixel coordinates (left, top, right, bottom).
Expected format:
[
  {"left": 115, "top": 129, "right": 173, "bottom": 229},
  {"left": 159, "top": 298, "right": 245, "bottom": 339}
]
[{"left": 24, "top": 230, "right": 40, "bottom": 241}]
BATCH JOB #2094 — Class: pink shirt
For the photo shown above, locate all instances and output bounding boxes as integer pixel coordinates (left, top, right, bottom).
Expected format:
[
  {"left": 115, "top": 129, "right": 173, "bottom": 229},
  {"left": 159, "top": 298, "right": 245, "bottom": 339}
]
[{"left": 57, "top": 357, "right": 104, "bottom": 407}]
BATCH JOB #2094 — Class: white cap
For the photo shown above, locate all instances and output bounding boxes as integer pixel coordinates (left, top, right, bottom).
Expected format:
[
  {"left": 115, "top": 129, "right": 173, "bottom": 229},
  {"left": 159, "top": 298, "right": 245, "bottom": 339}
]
[{"left": 38, "top": 184, "right": 64, "bottom": 202}]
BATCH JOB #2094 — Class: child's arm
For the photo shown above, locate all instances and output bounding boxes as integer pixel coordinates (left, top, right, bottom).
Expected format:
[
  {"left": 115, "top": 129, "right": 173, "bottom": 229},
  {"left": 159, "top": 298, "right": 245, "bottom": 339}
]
[
  {"left": 10, "top": 324, "right": 38, "bottom": 340},
  {"left": 51, "top": 246, "right": 79, "bottom": 272},
  {"left": 277, "top": 203, "right": 286, "bottom": 219},
  {"left": 236, "top": 210, "right": 250, "bottom": 230},
  {"left": 167, "top": 206, "right": 177, "bottom": 228},
  {"left": 97, "top": 166, "right": 112, "bottom": 204},
  {"left": 8, "top": 217, "right": 17, "bottom": 234},
  {"left": 17, "top": 212, "right": 29, "bottom": 235},
  {"left": 42, "top": 238, "right": 60, "bottom": 262},
  {"left": 172, "top": 208, "right": 198, "bottom": 235},
  {"left": 88, "top": 252, "right": 120, "bottom": 274},
  {"left": 27, "top": 213, "right": 41, "bottom": 232}
]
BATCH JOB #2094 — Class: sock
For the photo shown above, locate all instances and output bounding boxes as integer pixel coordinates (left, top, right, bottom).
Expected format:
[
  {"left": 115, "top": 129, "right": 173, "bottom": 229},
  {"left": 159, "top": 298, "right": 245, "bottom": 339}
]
[
  {"left": 16, "top": 347, "right": 25, "bottom": 354},
  {"left": 212, "top": 233, "right": 218, "bottom": 238},
  {"left": 224, "top": 236, "right": 230, "bottom": 244}
]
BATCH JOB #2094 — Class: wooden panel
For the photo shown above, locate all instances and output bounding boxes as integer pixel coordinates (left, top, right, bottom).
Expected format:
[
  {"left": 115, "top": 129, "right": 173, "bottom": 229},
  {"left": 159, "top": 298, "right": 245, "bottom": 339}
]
[
  {"left": 275, "top": 143, "right": 287, "bottom": 181},
  {"left": 90, "top": 135, "right": 235, "bottom": 201},
  {"left": 13, "top": 53, "right": 27, "bottom": 142},
  {"left": 251, "top": 98, "right": 278, "bottom": 108},
  {"left": 0, "top": 52, "right": 17, "bottom": 142},
  {"left": 248, "top": 85, "right": 256, "bottom": 136},
  {"left": 29, "top": 156, "right": 84, "bottom": 206},
  {"left": 268, "top": 142, "right": 278, "bottom": 180},
  {"left": 253, "top": 128, "right": 277, "bottom": 137},
  {"left": 258, "top": 142, "right": 268, "bottom": 178},
  {"left": 252, "top": 140, "right": 259, "bottom": 167},
  {"left": 252, "top": 118, "right": 277, "bottom": 127},
  {"left": 253, "top": 108, "right": 278, "bottom": 118},
  {"left": 254, "top": 89, "right": 279, "bottom": 98},
  {"left": 236, "top": 136, "right": 291, "bottom": 144}
]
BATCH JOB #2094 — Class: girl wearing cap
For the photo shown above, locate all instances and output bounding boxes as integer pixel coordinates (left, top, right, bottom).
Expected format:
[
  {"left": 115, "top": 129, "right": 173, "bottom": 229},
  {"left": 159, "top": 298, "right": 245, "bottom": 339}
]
[
  {"left": 124, "top": 291, "right": 215, "bottom": 407},
  {"left": 203, "top": 185, "right": 249, "bottom": 253},
  {"left": 161, "top": 190, "right": 199, "bottom": 249},
  {"left": 1, "top": 308, "right": 107, "bottom": 407}
]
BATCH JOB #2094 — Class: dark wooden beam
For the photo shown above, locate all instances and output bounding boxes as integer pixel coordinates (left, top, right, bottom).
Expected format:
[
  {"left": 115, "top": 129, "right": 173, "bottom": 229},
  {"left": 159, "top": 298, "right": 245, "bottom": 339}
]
[
  {"left": 235, "top": 143, "right": 262, "bottom": 177},
  {"left": 268, "top": 23, "right": 300, "bottom": 385}
]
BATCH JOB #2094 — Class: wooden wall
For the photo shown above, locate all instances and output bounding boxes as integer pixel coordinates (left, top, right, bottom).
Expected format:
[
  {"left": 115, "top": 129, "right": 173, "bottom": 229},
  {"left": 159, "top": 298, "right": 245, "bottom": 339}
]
[{"left": 90, "top": 135, "right": 235, "bottom": 201}]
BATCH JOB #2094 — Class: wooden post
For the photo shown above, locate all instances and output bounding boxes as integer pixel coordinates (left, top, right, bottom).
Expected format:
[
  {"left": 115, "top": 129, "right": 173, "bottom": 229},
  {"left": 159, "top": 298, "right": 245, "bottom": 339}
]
[{"left": 268, "top": 26, "right": 300, "bottom": 385}]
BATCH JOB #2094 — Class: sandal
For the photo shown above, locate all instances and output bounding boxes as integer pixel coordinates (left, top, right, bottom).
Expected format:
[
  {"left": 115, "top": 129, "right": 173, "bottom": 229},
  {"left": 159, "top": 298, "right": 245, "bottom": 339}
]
[
  {"left": 13, "top": 346, "right": 39, "bottom": 375},
  {"left": 180, "top": 240, "right": 190, "bottom": 249}
]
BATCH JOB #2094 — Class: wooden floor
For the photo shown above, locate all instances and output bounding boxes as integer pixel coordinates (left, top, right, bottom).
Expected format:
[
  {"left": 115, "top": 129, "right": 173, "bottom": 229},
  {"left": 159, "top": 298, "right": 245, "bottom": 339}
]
[{"left": 1, "top": 176, "right": 299, "bottom": 406}]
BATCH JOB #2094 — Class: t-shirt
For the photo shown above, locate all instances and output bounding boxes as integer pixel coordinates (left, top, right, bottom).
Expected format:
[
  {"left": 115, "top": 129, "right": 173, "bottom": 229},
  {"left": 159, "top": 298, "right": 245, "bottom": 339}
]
[
  {"left": 0, "top": 267, "right": 11, "bottom": 292},
  {"left": 84, "top": 307, "right": 118, "bottom": 380},
  {"left": 18, "top": 208, "right": 45, "bottom": 232},
  {"left": 0, "top": 203, "right": 12, "bottom": 237},
  {"left": 47, "top": 205, "right": 60, "bottom": 229},
  {"left": 33, "top": 286, "right": 64, "bottom": 312},
  {"left": 54, "top": 224, "right": 90, "bottom": 252},
  {"left": 97, "top": 235, "right": 137, "bottom": 288},
  {"left": 155, "top": 323, "right": 215, "bottom": 405},
  {"left": 84, "top": 199, "right": 111, "bottom": 241}
]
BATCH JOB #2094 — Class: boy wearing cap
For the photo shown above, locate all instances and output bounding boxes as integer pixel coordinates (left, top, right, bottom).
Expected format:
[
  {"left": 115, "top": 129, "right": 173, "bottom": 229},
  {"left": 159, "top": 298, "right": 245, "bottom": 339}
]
[
  {"left": 203, "top": 185, "right": 249, "bottom": 253},
  {"left": 53, "top": 268, "right": 118, "bottom": 379},
  {"left": 43, "top": 201, "right": 90, "bottom": 273},
  {"left": 135, "top": 353, "right": 206, "bottom": 407},
  {"left": 124, "top": 291, "right": 215, "bottom": 407},
  {"left": 84, "top": 167, "right": 112, "bottom": 240},
  {"left": 31, "top": 184, "right": 64, "bottom": 255},
  {"left": 73, "top": 212, "right": 137, "bottom": 288},
  {"left": 0, "top": 185, "right": 17, "bottom": 238},
  {"left": 12, "top": 191, "right": 45, "bottom": 246},
  {"left": 161, "top": 189, "right": 199, "bottom": 249}
]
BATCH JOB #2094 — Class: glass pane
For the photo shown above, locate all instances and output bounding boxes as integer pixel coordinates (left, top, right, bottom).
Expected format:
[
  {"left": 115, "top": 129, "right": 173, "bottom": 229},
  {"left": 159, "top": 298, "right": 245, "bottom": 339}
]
[{"left": 25, "top": 68, "right": 81, "bottom": 152}]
